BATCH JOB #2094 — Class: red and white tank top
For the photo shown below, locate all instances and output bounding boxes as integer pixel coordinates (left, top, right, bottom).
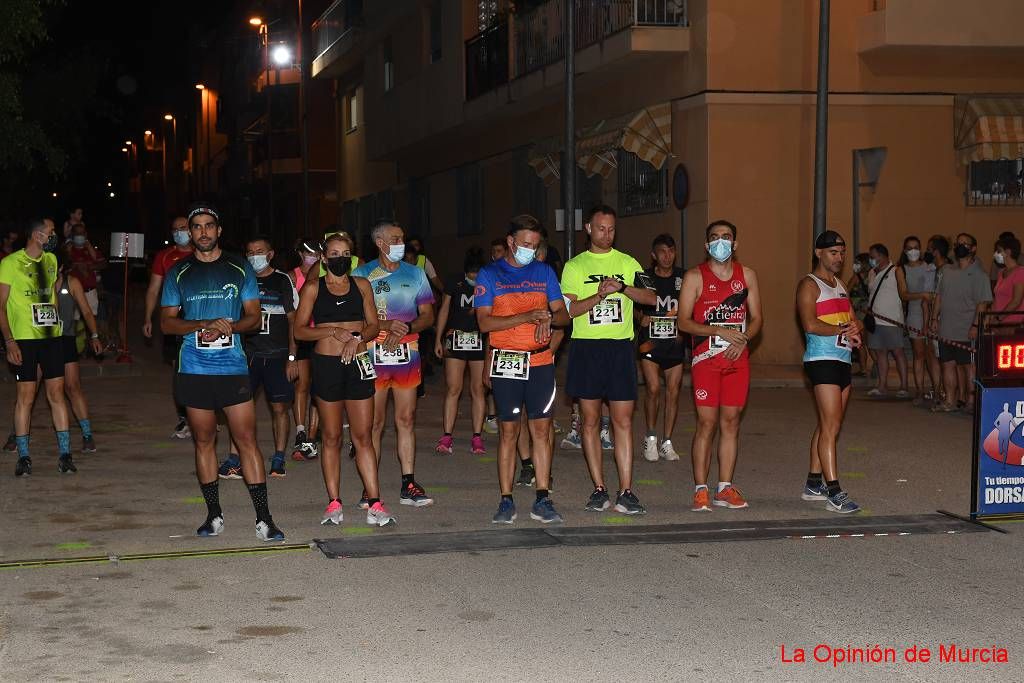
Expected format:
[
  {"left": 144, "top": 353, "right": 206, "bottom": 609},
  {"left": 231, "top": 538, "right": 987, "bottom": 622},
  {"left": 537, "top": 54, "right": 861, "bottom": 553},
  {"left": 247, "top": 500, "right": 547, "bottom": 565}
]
[{"left": 691, "top": 261, "right": 749, "bottom": 366}]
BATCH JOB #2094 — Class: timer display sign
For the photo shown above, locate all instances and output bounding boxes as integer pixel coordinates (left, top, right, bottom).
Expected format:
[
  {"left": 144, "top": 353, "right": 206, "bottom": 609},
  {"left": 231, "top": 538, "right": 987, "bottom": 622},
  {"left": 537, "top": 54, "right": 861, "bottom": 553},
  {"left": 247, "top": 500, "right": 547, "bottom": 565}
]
[{"left": 972, "top": 321, "right": 1024, "bottom": 520}]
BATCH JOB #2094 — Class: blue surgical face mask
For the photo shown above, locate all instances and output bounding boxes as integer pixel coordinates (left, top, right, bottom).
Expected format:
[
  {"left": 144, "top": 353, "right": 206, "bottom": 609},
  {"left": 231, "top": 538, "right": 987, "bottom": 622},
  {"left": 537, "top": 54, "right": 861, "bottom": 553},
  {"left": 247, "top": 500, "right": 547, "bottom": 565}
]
[
  {"left": 869, "top": 257, "right": 879, "bottom": 269},
  {"left": 72, "top": 235, "right": 86, "bottom": 247},
  {"left": 173, "top": 230, "right": 190, "bottom": 246},
  {"left": 248, "top": 254, "right": 270, "bottom": 272},
  {"left": 385, "top": 243, "right": 406, "bottom": 263},
  {"left": 465, "top": 276, "right": 476, "bottom": 286},
  {"left": 513, "top": 245, "right": 536, "bottom": 266},
  {"left": 706, "top": 238, "right": 732, "bottom": 263}
]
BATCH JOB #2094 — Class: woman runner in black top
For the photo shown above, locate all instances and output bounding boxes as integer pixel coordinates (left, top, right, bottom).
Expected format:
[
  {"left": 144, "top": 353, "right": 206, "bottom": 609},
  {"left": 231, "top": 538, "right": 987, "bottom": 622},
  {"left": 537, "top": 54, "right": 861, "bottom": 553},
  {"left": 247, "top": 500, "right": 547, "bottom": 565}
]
[
  {"left": 434, "top": 247, "right": 487, "bottom": 455},
  {"left": 293, "top": 233, "right": 394, "bottom": 527},
  {"left": 636, "top": 234, "right": 686, "bottom": 463}
]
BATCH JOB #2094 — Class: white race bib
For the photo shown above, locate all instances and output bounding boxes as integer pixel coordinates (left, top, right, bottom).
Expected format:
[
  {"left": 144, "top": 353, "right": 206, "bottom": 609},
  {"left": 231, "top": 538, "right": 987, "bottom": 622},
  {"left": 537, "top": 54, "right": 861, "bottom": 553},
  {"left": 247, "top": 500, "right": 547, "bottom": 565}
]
[
  {"left": 710, "top": 322, "right": 744, "bottom": 350},
  {"left": 31, "top": 303, "right": 59, "bottom": 328},
  {"left": 588, "top": 298, "right": 623, "bottom": 326},
  {"left": 836, "top": 333, "right": 852, "bottom": 350},
  {"left": 372, "top": 342, "right": 411, "bottom": 365},
  {"left": 452, "top": 330, "right": 482, "bottom": 351},
  {"left": 260, "top": 311, "right": 271, "bottom": 335},
  {"left": 354, "top": 352, "right": 377, "bottom": 380},
  {"left": 195, "top": 331, "right": 235, "bottom": 350},
  {"left": 649, "top": 316, "right": 676, "bottom": 340},
  {"left": 489, "top": 349, "right": 530, "bottom": 380}
]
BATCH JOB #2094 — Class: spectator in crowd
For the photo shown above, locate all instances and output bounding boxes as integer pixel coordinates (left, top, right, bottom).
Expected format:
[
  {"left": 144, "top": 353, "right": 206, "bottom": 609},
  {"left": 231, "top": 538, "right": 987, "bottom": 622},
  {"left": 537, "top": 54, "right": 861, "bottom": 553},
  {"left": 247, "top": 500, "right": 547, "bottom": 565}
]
[
  {"left": 930, "top": 233, "right": 992, "bottom": 413},
  {"left": 1, "top": 228, "right": 19, "bottom": 259},
  {"left": 900, "top": 236, "right": 939, "bottom": 404},
  {"left": 866, "top": 243, "right": 908, "bottom": 397},
  {"left": 990, "top": 230, "right": 1015, "bottom": 288},
  {"left": 64, "top": 223, "right": 106, "bottom": 318},
  {"left": 846, "top": 252, "right": 873, "bottom": 377},
  {"left": 992, "top": 235, "right": 1024, "bottom": 326},
  {"left": 490, "top": 238, "right": 507, "bottom": 262},
  {"left": 62, "top": 206, "right": 84, "bottom": 241}
]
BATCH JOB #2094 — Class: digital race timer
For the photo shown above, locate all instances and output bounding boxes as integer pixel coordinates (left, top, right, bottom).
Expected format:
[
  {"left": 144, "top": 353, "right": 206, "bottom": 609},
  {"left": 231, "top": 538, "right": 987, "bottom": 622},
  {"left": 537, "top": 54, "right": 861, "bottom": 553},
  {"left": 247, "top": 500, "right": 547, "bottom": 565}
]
[{"left": 979, "top": 329, "right": 1024, "bottom": 382}]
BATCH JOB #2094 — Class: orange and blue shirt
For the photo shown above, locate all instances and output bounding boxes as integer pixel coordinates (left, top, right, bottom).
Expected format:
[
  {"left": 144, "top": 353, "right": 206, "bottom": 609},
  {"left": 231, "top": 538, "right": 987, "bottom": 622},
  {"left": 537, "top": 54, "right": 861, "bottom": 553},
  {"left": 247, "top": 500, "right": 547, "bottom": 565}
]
[{"left": 474, "top": 258, "right": 562, "bottom": 366}]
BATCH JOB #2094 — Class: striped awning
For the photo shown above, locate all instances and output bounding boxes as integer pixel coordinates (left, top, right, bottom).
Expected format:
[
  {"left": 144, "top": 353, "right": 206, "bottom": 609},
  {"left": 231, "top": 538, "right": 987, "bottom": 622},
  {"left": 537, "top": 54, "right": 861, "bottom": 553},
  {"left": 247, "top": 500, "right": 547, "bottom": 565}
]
[
  {"left": 955, "top": 96, "right": 1024, "bottom": 165},
  {"left": 527, "top": 102, "right": 672, "bottom": 184}
]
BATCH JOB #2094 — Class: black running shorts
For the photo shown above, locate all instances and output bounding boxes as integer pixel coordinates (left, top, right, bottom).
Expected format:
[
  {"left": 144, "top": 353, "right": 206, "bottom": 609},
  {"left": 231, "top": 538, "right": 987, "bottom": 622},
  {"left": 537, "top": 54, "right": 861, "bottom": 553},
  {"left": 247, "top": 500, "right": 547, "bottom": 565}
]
[
  {"left": 311, "top": 352, "right": 375, "bottom": 402},
  {"left": 12, "top": 338, "right": 65, "bottom": 382},
  {"left": 174, "top": 373, "right": 252, "bottom": 410}
]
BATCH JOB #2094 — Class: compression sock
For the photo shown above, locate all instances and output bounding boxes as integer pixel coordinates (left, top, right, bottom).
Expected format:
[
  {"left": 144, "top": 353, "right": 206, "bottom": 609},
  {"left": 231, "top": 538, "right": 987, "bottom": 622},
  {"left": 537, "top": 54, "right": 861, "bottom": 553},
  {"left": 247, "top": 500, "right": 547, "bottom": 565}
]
[
  {"left": 15, "top": 434, "right": 29, "bottom": 459},
  {"left": 826, "top": 480, "right": 841, "bottom": 498},
  {"left": 200, "top": 480, "right": 222, "bottom": 519},
  {"left": 807, "top": 472, "right": 824, "bottom": 488},
  {"left": 56, "top": 430, "right": 71, "bottom": 456},
  {"left": 247, "top": 482, "right": 271, "bottom": 523},
  {"left": 536, "top": 489, "right": 549, "bottom": 502},
  {"left": 78, "top": 419, "right": 93, "bottom": 439}
]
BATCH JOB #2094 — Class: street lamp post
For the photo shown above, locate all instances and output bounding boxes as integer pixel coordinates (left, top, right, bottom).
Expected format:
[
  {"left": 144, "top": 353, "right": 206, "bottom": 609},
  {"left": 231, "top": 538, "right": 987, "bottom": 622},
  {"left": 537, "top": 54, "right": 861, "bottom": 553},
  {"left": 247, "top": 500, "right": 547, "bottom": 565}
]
[{"left": 251, "top": 17, "right": 274, "bottom": 238}]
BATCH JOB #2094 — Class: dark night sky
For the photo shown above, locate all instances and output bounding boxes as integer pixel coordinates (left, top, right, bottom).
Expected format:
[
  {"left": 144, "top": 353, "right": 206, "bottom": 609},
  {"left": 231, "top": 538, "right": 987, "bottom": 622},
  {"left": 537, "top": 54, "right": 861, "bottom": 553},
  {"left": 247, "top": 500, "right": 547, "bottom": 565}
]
[{"left": 32, "top": 0, "right": 235, "bottom": 224}]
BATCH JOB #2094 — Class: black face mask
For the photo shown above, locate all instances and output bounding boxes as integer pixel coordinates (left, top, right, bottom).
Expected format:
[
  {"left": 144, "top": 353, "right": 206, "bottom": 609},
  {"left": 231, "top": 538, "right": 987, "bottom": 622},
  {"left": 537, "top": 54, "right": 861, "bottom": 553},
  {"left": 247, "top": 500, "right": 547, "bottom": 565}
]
[
  {"left": 325, "top": 256, "right": 351, "bottom": 276},
  {"left": 954, "top": 244, "right": 971, "bottom": 259},
  {"left": 922, "top": 251, "right": 934, "bottom": 265}
]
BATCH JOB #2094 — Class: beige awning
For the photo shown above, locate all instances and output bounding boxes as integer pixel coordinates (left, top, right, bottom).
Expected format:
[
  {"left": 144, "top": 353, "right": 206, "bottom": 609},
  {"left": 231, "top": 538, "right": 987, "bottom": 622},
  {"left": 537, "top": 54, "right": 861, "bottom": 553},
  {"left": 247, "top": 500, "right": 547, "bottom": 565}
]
[
  {"left": 527, "top": 102, "right": 672, "bottom": 184},
  {"left": 955, "top": 96, "right": 1024, "bottom": 164}
]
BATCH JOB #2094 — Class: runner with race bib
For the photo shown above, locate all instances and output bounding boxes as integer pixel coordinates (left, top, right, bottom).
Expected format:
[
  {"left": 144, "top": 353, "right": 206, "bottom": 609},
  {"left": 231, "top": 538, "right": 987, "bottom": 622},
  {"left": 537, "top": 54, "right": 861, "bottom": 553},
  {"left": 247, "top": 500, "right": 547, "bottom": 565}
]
[
  {"left": 561, "top": 205, "right": 657, "bottom": 515},
  {"left": 353, "top": 220, "right": 436, "bottom": 508},
  {"left": 678, "top": 220, "right": 763, "bottom": 513},
  {"left": 475, "top": 215, "right": 570, "bottom": 524}
]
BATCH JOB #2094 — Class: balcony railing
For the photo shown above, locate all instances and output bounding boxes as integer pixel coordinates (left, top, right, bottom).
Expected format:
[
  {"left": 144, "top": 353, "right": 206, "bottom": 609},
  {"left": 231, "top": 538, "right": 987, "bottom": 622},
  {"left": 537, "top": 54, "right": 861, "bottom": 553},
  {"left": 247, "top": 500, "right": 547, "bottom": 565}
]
[
  {"left": 312, "top": 0, "right": 364, "bottom": 66},
  {"left": 514, "top": 0, "right": 687, "bottom": 79},
  {"left": 465, "top": 19, "right": 510, "bottom": 101}
]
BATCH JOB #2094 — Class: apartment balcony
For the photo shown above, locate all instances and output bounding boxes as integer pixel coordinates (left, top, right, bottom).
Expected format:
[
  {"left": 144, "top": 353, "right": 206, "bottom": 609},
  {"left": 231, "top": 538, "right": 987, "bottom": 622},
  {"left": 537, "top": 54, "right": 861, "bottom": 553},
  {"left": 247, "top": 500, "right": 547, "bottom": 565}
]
[
  {"left": 859, "top": 0, "right": 1024, "bottom": 54},
  {"left": 465, "top": 0, "right": 689, "bottom": 121},
  {"left": 311, "top": 0, "right": 365, "bottom": 79}
]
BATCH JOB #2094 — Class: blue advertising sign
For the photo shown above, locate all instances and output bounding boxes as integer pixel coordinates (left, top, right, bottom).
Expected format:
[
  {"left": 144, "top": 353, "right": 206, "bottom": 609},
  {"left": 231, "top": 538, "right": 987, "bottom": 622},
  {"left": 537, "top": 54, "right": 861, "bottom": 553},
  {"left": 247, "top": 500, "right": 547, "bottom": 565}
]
[{"left": 976, "top": 387, "right": 1024, "bottom": 517}]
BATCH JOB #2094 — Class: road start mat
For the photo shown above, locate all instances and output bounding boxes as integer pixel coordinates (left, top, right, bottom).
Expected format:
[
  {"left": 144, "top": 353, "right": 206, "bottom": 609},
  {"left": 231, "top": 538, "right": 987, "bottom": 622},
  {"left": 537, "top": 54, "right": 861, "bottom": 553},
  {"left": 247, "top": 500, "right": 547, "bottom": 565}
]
[{"left": 314, "top": 513, "right": 993, "bottom": 559}]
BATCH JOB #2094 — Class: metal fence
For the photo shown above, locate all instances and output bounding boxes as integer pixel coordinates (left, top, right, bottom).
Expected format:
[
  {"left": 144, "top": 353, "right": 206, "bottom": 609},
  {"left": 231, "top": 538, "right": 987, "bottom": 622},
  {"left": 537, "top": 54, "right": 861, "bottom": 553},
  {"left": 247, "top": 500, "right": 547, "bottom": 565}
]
[
  {"left": 312, "top": 0, "right": 364, "bottom": 65},
  {"left": 514, "top": 0, "right": 687, "bottom": 78},
  {"left": 967, "top": 159, "right": 1024, "bottom": 207},
  {"left": 465, "top": 19, "right": 510, "bottom": 100}
]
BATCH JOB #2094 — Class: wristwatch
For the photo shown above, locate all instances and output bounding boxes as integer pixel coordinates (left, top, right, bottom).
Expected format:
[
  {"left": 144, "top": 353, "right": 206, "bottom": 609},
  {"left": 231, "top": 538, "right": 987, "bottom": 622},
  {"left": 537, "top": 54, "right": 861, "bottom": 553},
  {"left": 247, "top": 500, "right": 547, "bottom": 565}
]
[
  {"left": 351, "top": 332, "right": 362, "bottom": 340},
  {"left": 287, "top": 354, "right": 296, "bottom": 362},
  {"left": 617, "top": 280, "right": 627, "bottom": 293},
  {"left": 90, "top": 333, "right": 99, "bottom": 340}
]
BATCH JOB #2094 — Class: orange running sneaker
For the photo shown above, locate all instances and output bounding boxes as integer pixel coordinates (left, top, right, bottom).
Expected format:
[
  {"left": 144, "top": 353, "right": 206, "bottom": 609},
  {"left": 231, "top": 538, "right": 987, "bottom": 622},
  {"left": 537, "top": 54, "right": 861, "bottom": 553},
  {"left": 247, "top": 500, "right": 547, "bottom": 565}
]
[
  {"left": 713, "top": 485, "right": 749, "bottom": 509},
  {"left": 692, "top": 488, "right": 712, "bottom": 512}
]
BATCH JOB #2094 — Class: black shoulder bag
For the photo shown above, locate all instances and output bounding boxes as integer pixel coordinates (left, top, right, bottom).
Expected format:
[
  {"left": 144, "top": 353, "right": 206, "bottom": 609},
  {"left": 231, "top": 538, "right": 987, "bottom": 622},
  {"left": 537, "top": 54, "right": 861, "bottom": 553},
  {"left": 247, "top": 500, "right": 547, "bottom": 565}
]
[{"left": 863, "top": 265, "right": 894, "bottom": 333}]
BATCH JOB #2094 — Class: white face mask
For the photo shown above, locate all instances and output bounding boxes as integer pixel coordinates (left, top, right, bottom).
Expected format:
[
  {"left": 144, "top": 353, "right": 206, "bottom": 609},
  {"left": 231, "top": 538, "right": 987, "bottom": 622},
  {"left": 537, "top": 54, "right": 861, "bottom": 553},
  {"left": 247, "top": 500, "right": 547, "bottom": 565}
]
[
  {"left": 852, "top": 262, "right": 862, "bottom": 274},
  {"left": 248, "top": 254, "right": 270, "bottom": 272},
  {"left": 905, "top": 249, "right": 920, "bottom": 262},
  {"left": 173, "top": 230, "right": 190, "bottom": 246},
  {"left": 385, "top": 243, "right": 406, "bottom": 263},
  {"left": 995, "top": 251, "right": 1006, "bottom": 266}
]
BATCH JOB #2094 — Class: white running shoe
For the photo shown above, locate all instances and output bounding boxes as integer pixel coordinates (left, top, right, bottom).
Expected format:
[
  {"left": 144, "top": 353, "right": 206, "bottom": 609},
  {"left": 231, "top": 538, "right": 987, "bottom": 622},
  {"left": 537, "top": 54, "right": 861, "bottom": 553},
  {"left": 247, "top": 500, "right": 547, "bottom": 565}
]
[
  {"left": 599, "top": 422, "right": 614, "bottom": 450},
  {"left": 643, "top": 436, "right": 659, "bottom": 462},
  {"left": 560, "top": 430, "right": 582, "bottom": 450},
  {"left": 172, "top": 419, "right": 191, "bottom": 440},
  {"left": 366, "top": 501, "right": 397, "bottom": 527},
  {"left": 659, "top": 440, "right": 681, "bottom": 461}
]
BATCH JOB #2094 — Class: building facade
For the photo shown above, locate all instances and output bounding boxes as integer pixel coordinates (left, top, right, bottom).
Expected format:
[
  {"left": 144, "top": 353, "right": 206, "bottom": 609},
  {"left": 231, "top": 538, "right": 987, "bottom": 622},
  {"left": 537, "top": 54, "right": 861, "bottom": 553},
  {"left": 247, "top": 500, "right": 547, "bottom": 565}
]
[{"left": 311, "top": 0, "right": 1024, "bottom": 364}]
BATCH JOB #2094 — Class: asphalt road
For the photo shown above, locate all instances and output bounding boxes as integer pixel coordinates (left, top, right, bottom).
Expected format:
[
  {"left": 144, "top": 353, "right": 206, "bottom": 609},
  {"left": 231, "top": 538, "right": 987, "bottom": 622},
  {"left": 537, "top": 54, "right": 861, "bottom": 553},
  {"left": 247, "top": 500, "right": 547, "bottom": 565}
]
[{"left": 1, "top": 361, "right": 1020, "bottom": 681}]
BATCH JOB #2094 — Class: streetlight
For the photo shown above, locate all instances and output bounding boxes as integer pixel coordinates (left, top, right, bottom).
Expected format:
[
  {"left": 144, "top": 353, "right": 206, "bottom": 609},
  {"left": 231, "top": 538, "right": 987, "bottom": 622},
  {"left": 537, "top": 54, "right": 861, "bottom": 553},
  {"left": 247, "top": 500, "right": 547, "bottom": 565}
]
[
  {"left": 121, "top": 147, "right": 128, "bottom": 153},
  {"left": 164, "top": 114, "right": 173, "bottom": 121},
  {"left": 125, "top": 140, "right": 132, "bottom": 146},
  {"left": 52, "top": 192, "right": 58, "bottom": 198},
  {"left": 195, "top": 83, "right": 205, "bottom": 90},
  {"left": 107, "top": 182, "right": 112, "bottom": 187},
  {"left": 249, "top": 16, "right": 263, "bottom": 26},
  {"left": 109, "top": 192, "right": 116, "bottom": 198},
  {"left": 144, "top": 129, "right": 152, "bottom": 136},
  {"left": 272, "top": 44, "right": 292, "bottom": 67}
]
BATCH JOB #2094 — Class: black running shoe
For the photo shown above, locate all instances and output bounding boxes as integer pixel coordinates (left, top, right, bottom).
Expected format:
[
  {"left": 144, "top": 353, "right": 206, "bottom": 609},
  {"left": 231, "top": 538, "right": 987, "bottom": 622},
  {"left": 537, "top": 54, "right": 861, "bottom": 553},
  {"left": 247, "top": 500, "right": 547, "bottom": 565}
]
[
  {"left": 516, "top": 463, "right": 536, "bottom": 487},
  {"left": 584, "top": 487, "right": 611, "bottom": 512},
  {"left": 347, "top": 442, "right": 356, "bottom": 460},
  {"left": 82, "top": 435, "right": 97, "bottom": 453},
  {"left": 614, "top": 489, "right": 647, "bottom": 515},
  {"left": 3, "top": 433, "right": 16, "bottom": 452},
  {"left": 57, "top": 454, "right": 77, "bottom": 474},
  {"left": 15, "top": 456, "right": 31, "bottom": 477}
]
